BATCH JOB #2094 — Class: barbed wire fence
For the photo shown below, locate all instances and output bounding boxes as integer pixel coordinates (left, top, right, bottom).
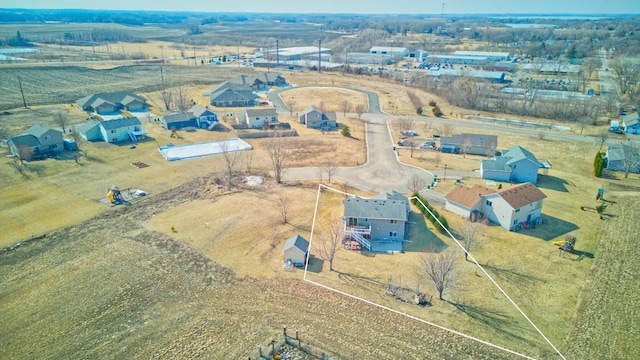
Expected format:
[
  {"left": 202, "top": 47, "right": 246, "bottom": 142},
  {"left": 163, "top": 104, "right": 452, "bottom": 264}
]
[{"left": 254, "top": 327, "right": 336, "bottom": 360}]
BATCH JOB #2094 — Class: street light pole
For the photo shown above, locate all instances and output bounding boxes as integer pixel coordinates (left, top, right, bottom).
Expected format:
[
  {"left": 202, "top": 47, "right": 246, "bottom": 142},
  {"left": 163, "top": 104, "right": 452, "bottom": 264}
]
[{"left": 444, "top": 164, "right": 448, "bottom": 180}]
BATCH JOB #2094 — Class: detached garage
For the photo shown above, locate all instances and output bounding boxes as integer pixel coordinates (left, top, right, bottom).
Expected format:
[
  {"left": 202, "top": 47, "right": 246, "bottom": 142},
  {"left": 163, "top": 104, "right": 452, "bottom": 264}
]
[{"left": 283, "top": 235, "right": 309, "bottom": 266}]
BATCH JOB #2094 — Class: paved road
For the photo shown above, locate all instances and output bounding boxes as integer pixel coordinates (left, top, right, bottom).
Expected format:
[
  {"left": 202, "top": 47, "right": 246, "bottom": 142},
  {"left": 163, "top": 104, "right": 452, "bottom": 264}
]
[
  {"left": 271, "top": 86, "right": 446, "bottom": 205},
  {"left": 269, "top": 83, "right": 618, "bottom": 204}
]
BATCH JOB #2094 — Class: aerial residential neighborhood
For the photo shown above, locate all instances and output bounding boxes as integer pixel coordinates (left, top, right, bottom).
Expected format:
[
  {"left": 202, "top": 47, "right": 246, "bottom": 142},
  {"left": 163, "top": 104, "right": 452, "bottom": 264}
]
[{"left": 0, "top": 3, "right": 639, "bottom": 360}]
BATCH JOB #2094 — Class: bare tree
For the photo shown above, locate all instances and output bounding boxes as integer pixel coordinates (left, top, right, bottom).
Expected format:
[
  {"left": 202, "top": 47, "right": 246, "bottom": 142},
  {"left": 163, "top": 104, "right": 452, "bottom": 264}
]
[
  {"left": 266, "top": 131, "right": 290, "bottom": 184},
  {"left": 354, "top": 104, "right": 366, "bottom": 121},
  {"left": 175, "top": 86, "right": 190, "bottom": 113},
  {"left": 316, "top": 219, "right": 344, "bottom": 272},
  {"left": 286, "top": 98, "right": 297, "bottom": 116},
  {"left": 619, "top": 143, "right": 640, "bottom": 178},
  {"left": 277, "top": 194, "right": 291, "bottom": 224},
  {"left": 244, "top": 151, "right": 254, "bottom": 174},
  {"left": 597, "top": 129, "right": 609, "bottom": 152},
  {"left": 13, "top": 143, "right": 33, "bottom": 164},
  {"left": 577, "top": 116, "right": 592, "bottom": 135},
  {"left": 420, "top": 250, "right": 459, "bottom": 300},
  {"left": 220, "top": 140, "right": 241, "bottom": 190},
  {"left": 459, "top": 221, "right": 484, "bottom": 262},
  {"left": 53, "top": 111, "right": 69, "bottom": 133},
  {"left": 8, "top": 157, "right": 29, "bottom": 178},
  {"left": 339, "top": 99, "right": 352, "bottom": 116},
  {"left": 69, "top": 126, "right": 85, "bottom": 163},
  {"left": 407, "top": 174, "right": 427, "bottom": 195},
  {"left": 609, "top": 58, "right": 639, "bottom": 94},
  {"left": 398, "top": 118, "right": 415, "bottom": 134},
  {"left": 404, "top": 139, "right": 417, "bottom": 158},
  {"left": 0, "top": 123, "right": 9, "bottom": 144},
  {"left": 440, "top": 124, "right": 455, "bottom": 137},
  {"left": 318, "top": 100, "right": 326, "bottom": 112},
  {"left": 160, "top": 89, "right": 173, "bottom": 111},
  {"left": 322, "top": 157, "right": 339, "bottom": 183}
]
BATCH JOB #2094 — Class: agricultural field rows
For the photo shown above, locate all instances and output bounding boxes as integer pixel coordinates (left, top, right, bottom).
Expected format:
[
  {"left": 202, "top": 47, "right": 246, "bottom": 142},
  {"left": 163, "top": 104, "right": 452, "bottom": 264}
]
[{"left": 0, "top": 64, "right": 243, "bottom": 110}]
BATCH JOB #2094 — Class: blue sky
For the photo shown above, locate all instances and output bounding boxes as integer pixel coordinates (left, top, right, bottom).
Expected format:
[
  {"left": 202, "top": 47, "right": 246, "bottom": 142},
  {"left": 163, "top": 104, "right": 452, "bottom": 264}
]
[{"left": 2, "top": 0, "right": 639, "bottom": 14}]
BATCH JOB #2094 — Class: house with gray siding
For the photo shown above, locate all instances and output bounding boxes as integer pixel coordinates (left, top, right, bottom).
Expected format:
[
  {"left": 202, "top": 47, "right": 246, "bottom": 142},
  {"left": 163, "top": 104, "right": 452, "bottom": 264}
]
[
  {"left": 298, "top": 105, "right": 337, "bottom": 130},
  {"left": 480, "top": 145, "right": 541, "bottom": 184},
  {"left": 79, "top": 117, "right": 145, "bottom": 143},
  {"left": 438, "top": 133, "right": 498, "bottom": 156},
  {"left": 343, "top": 191, "right": 409, "bottom": 252},
  {"left": 77, "top": 92, "right": 147, "bottom": 114},
  {"left": 8, "top": 124, "right": 64, "bottom": 160},
  {"left": 621, "top": 112, "right": 640, "bottom": 135},
  {"left": 605, "top": 143, "right": 640, "bottom": 174},
  {"left": 209, "top": 82, "right": 257, "bottom": 107},
  {"left": 445, "top": 183, "right": 546, "bottom": 231},
  {"left": 188, "top": 104, "right": 219, "bottom": 129}
]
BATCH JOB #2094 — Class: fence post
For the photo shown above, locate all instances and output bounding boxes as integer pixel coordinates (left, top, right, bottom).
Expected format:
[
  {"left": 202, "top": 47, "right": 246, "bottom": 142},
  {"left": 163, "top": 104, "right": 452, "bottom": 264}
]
[
  {"left": 271, "top": 340, "right": 276, "bottom": 353},
  {"left": 258, "top": 346, "right": 262, "bottom": 358},
  {"left": 283, "top": 327, "right": 287, "bottom": 338}
]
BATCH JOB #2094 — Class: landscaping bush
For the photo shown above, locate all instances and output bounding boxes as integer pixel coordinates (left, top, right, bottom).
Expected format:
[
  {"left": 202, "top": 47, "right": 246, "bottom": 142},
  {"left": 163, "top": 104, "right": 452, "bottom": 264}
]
[
  {"left": 411, "top": 194, "right": 449, "bottom": 234},
  {"left": 593, "top": 152, "right": 605, "bottom": 177},
  {"left": 432, "top": 106, "right": 443, "bottom": 117},
  {"left": 341, "top": 124, "right": 351, "bottom": 137},
  {"left": 428, "top": 100, "right": 437, "bottom": 107}
]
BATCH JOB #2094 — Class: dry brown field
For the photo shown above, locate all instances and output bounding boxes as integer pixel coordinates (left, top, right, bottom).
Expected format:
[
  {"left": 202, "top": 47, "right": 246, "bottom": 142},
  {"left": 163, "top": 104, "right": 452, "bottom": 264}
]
[{"left": 2, "top": 61, "right": 639, "bottom": 358}]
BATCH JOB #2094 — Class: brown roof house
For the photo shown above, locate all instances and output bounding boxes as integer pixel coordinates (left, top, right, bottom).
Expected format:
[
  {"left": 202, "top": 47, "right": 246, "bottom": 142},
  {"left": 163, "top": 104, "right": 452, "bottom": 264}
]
[{"left": 445, "top": 182, "right": 547, "bottom": 231}]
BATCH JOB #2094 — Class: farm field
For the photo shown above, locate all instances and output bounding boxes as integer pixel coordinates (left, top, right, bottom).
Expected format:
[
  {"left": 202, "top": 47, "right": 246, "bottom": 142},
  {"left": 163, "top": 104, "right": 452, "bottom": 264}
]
[{"left": 1, "top": 52, "right": 639, "bottom": 359}]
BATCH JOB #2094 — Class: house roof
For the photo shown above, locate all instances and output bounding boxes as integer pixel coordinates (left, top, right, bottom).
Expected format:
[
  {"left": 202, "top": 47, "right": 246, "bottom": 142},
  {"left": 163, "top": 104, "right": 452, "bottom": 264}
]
[
  {"left": 77, "top": 92, "right": 146, "bottom": 108},
  {"left": 445, "top": 184, "right": 497, "bottom": 209},
  {"left": 283, "top": 235, "right": 309, "bottom": 253},
  {"left": 301, "top": 105, "right": 337, "bottom": 121},
  {"left": 100, "top": 117, "right": 142, "bottom": 130},
  {"left": 607, "top": 143, "right": 637, "bottom": 162},
  {"left": 440, "top": 133, "right": 497, "bottom": 149},
  {"left": 481, "top": 145, "right": 540, "bottom": 172},
  {"left": 210, "top": 82, "right": 255, "bottom": 103},
  {"left": 622, "top": 112, "right": 640, "bottom": 127},
  {"left": 188, "top": 104, "right": 215, "bottom": 117},
  {"left": 495, "top": 183, "right": 547, "bottom": 209},
  {"left": 227, "top": 74, "right": 261, "bottom": 87},
  {"left": 245, "top": 108, "right": 277, "bottom": 117},
  {"left": 78, "top": 120, "right": 100, "bottom": 134},
  {"left": 27, "top": 124, "right": 59, "bottom": 138},
  {"left": 344, "top": 196, "right": 408, "bottom": 221},
  {"left": 9, "top": 134, "right": 40, "bottom": 147},
  {"left": 374, "top": 190, "right": 409, "bottom": 203},
  {"left": 256, "top": 72, "right": 284, "bottom": 83},
  {"left": 163, "top": 112, "right": 196, "bottom": 123}
]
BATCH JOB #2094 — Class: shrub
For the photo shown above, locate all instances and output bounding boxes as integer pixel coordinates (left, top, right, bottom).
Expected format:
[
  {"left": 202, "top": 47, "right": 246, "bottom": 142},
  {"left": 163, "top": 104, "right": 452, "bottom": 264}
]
[
  {"left": 428, "top": 100, "right": 437, "bottom": 107},
  {"left": 594, "top": 152, "right": 605, "bottom": 177},
  {"left": 432, "top": 106, "right": 443, "bottom": 117},
  {"left": 341, "top": 124, "right": 351, "bottom": 137},
  {"left": 416, "top": 107, "right": 423, "bottom": 115}
]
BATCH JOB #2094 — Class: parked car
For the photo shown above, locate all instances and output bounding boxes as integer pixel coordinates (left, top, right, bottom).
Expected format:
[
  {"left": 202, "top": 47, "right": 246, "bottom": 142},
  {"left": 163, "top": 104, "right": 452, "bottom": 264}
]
[
  {"left": 420, "top": 141, "right": 436, "bottom": 149},
  {"left": 401, "top": 130, "right": 418, "bottom": 136}
]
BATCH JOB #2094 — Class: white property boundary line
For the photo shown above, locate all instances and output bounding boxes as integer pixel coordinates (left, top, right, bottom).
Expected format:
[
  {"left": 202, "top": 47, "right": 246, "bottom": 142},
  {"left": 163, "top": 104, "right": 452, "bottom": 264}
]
[{"left": 303, "top": 184, "right": 567, "bottom": 360}]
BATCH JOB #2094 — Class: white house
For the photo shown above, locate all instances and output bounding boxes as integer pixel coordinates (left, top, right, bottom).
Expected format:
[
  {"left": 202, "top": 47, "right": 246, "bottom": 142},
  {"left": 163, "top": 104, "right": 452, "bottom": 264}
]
[
  {"left": 241, "top": 108, "right": 278, "bottom": 128},
  {"left": 445, "top": 183, "right": 547, "bottom": 231}
]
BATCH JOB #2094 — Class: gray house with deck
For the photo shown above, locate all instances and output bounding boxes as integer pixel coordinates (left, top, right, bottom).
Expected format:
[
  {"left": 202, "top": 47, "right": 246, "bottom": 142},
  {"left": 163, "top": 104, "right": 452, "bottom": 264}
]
[
  {"left": 343, "top": 191, "right": 409, "bottom": 252},
  {"left": 8, "top": 124, "right": 64, "bottom": 160}
]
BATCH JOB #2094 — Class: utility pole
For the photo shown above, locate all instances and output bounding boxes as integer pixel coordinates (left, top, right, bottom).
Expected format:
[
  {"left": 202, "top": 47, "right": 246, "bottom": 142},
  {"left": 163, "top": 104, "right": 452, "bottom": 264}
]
[
  {"left": 318, "top": 38, "right": 321, "bottom": 73},
  {"left": 193, "top": 43, "right": 197, "bottom": 66},
  {"left": 17, "top": 76, "right": 27, "bottom": 108},
  {"left": 160, "top": 67, "right": 165, "bottom": 88},
  {"left": 443, "top": 164, "right": 448, "bottom": 180},
  {"left": 276, "top": 39, "right": 279, "bottom": 67}
]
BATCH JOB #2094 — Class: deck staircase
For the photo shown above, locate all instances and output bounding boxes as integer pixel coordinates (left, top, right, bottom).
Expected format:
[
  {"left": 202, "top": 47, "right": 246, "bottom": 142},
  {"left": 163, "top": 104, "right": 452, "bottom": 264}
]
[{"left": 349, "top": 229, "right": 371, "bottom": 251}]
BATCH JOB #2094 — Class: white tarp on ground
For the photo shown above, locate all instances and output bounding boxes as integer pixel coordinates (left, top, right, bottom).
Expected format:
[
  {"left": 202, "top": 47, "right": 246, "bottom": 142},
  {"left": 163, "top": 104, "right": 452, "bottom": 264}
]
[{"left": 158, "top": 138, "right": 252, "bottom": 161}]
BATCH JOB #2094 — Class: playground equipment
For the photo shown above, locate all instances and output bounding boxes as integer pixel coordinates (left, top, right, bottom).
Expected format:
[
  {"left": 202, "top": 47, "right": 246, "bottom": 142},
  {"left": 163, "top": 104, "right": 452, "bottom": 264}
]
[
  {"left": 106, "top": 185, "right": 124, "bottom": 204},
  {"left": 385, "top": 276, "right": 432, "bottom": 306},
  {"left": 552, "top": 235, "right": 576, "bottom": 254}
]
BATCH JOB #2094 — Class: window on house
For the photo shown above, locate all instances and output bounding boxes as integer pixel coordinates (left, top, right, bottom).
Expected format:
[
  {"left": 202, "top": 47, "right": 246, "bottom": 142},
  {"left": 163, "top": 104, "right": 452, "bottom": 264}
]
[
  {"left": 111, "top": 130, "right": 116, "bottom": 134},
  {"left": 390, "top": 220, "right": 398, "bottom": 224},
  {"left": 486, "top": 200, "right": 492, "bottom": 206},
  {"left": 515, "top": 209, "right": 520, "bottom": 213},
  {"left": 390, "top": 231, "right": 397, "bottom": 237},
  {"left": 513, "top": 220, "right": 518, "bottom": 225},
  {"left": 256, "top": 117, "right": 259, "bottom": 120}
]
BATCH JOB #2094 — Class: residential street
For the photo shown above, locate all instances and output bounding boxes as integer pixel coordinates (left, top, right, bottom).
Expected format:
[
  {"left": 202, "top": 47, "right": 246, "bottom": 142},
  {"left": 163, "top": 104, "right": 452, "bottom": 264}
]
[{"left": 269, "top": 84, "right": 610, "bottom": 205}]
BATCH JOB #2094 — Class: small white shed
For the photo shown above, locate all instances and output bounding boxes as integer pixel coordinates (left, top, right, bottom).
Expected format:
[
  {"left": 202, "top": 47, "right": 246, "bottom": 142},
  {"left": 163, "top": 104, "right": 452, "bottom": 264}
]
[{"left": 283, "top": 235, "right": 309, "bottom": 265}]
